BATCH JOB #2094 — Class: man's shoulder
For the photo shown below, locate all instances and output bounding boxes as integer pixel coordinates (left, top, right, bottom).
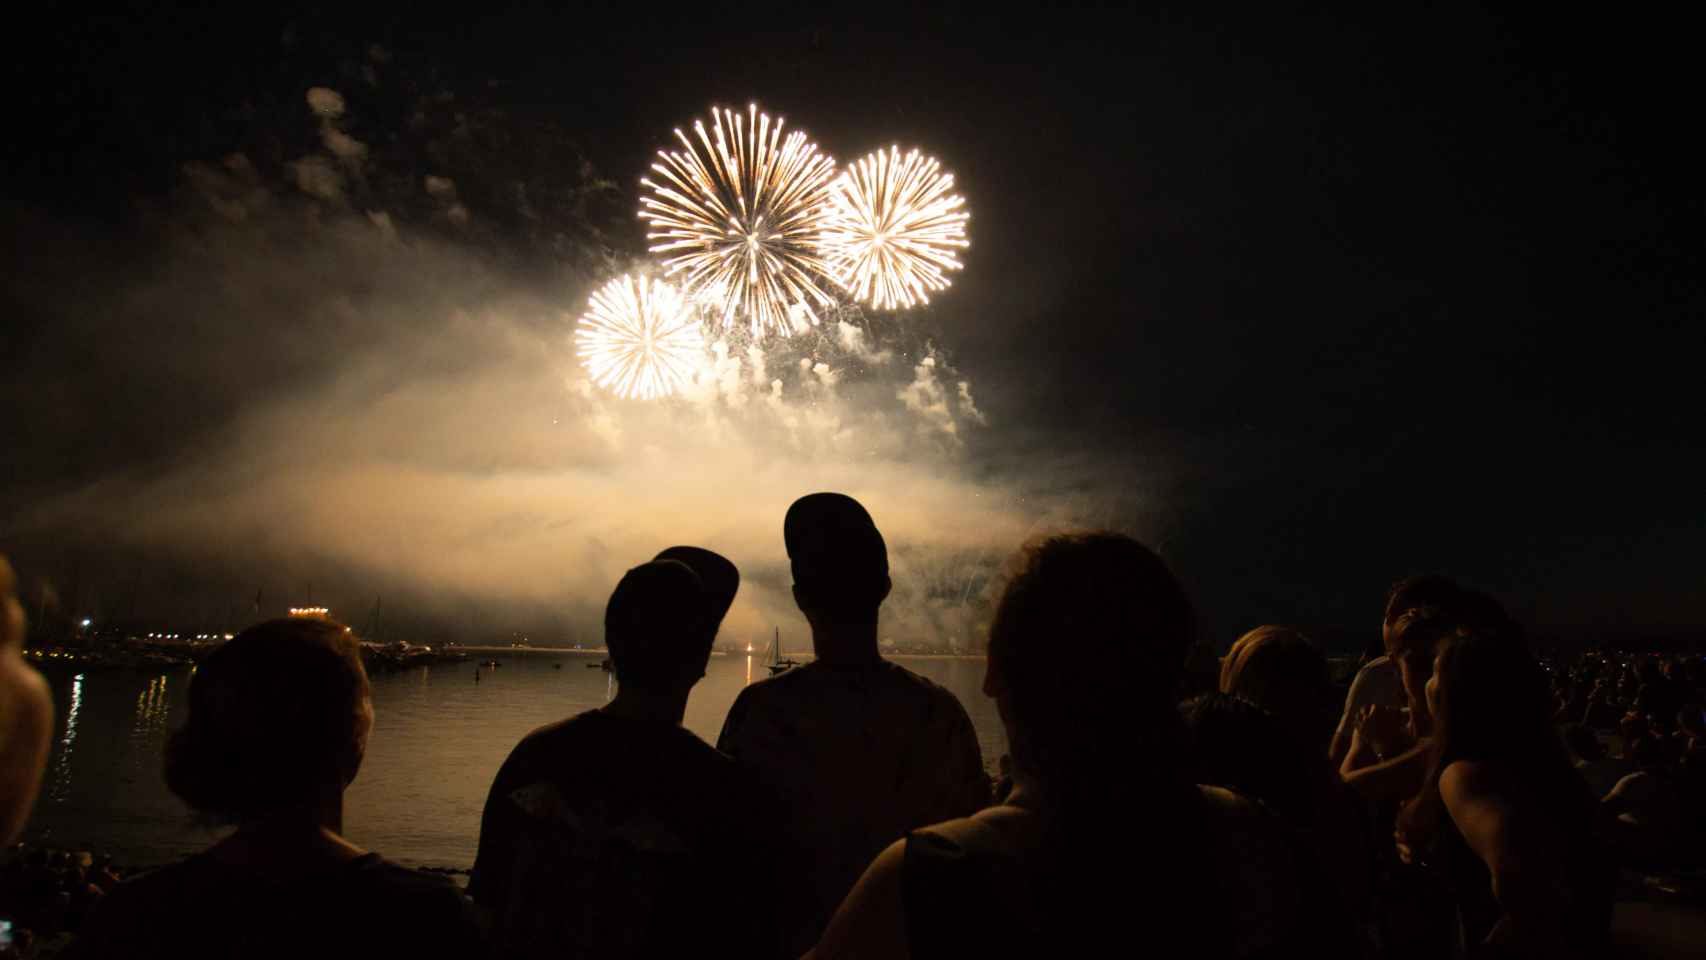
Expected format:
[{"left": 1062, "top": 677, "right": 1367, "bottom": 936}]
[
  {"left": 1355, "top": 655, "right": 1394, "bottom": 677},
  {"left": 495, "top": 711, "right": 627, "bottom": 778},
  {"left": 345, "top": 854, "right": 465, "bottom": 903},
  {"left": 1347, "top": 656, "right": 1400, "bottom": 696},
  {"left": 737, "top": 659, "right": 962, "bottom": 706},
  {"left": 100, "top": 855, "right": 207, "bottom": 904}
]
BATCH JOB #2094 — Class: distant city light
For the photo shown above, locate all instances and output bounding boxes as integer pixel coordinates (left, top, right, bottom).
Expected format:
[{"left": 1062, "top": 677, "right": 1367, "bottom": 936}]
[
  {"left": 79, "top": 618, "right": 92, "bottom": 627},
  {"left": 289, "top": 607, "right": 331, "bottom": 618}
]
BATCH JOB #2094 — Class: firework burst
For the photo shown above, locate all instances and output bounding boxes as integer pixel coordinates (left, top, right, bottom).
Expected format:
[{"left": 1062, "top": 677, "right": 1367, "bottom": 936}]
[
  {"left": 574, "top": 275, "right": 705, "bottom": 400},
  {"left": 638, "top": 104, "right": 839, "bottom": 338},
  {"left": 821, "top": 146, "right": 969, "bottom": 310}
]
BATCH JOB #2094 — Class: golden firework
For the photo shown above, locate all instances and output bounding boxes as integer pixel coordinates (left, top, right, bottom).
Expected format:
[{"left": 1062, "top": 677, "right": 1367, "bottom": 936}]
[
  {"left": 639, "top": 104, "right": 839, "bottom": 338},
  {"left": 821, "top": 146, "right": 969, "bottom": 310},
  {"left": 574, "top": 275, "right": 704, "bottom": 399}
]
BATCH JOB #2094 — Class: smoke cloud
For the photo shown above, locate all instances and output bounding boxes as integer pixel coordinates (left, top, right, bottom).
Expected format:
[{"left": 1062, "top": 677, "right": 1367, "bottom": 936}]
[{"left": 3, "top": 84, "right": 1139, "bottom": 649}]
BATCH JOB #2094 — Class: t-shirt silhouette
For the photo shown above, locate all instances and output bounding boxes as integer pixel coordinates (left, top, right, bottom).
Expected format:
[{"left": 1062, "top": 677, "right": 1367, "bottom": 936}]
[
  {"left": 717, "top": 659, "right": 986, "bottom": 954},
  {"left": 470, "top": 710, "right": 777, "bottom": 960},
  {"left": 68, "top": 851, "right": 478, "bottom": 959}
]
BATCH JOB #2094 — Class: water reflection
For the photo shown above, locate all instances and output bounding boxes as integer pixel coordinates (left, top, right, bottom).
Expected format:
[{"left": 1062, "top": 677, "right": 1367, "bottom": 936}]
[
  {"left": 48, "top": 674, "right": 83, "bottom": 802},
  {"left": 28, "top": 653, "right": 1003, "bottom": 871},
  {"left": 132, "top": 675, "right": 171, "bottom": 741}
]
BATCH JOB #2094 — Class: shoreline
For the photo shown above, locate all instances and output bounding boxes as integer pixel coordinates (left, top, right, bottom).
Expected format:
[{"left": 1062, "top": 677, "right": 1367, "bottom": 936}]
[{"left": 452, "top": 645, "right": 989, "bottom": 660}]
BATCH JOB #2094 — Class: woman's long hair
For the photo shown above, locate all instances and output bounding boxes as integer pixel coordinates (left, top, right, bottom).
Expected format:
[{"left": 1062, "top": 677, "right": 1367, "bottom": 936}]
[{"left": 1398, "top": 626, "right": 1592, "bottom": 845}]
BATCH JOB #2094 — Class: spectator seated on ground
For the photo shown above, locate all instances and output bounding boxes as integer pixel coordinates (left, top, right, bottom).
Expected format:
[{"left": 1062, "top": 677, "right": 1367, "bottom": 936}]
[
  {"left": 470, "top": 550, "right": 780, "bottom": 960},
  {"left": 717, "top": 493, "right": 986, "bottom": 957},
  {"left": 1561, "top": 723, "right": 1630, "bottom": 800},
  {"left": 1602, "top": 736, "right": 1692, "bottom": 872},
  {"left": 69, "top": 618, "right": 480, "bottom": 960},
  {"left": 809, "top": 532, "right": 1355, "bottom": 960}
]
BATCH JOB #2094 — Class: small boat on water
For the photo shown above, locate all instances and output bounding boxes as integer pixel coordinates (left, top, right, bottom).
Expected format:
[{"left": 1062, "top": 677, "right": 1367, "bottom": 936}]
[
  {"left": 766, "top": 628, "right": 800, "bottom": 676},
  {"left": 479, "top": 659, "right": 502, "bottom": 668}
]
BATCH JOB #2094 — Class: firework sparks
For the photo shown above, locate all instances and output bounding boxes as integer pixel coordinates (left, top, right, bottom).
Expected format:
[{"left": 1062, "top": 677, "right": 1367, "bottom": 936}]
[
  {"left": 574, "top": 275, "right": 705, "bottom": 400},
  {"left": 821, "top": 146, "right": 969, "bottom": 310},
  {"left": 639, "top": 104, "right": 839, "bottom": 338}
]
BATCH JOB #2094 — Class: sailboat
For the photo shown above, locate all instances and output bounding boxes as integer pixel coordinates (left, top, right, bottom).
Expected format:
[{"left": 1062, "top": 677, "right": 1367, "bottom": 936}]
[{"left": 767, "top": 627, "right": 801, "bottom": 676}]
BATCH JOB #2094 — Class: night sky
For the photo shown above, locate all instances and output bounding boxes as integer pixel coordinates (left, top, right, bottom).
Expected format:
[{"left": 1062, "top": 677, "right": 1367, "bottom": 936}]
[{"left": 3, "top": 7, "right": 1701, "bottom": 647}]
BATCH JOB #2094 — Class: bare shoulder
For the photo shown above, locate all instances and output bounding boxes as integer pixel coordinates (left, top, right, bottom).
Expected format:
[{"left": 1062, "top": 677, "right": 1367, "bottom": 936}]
[
  {"left": 0, "top": 655, "right": 52, "bottom": 722},
  {"left": 1438, "top": 759, "right": 1510, "bottom": 803},
  {"left": 810, "top": 836, "right": 910, "bottom": 960}
]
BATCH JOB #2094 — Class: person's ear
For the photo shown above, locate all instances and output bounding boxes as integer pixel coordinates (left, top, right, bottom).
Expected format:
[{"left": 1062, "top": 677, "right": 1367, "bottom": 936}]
[
  {"left": 344, "top": 697, "right": 373, "bottom": 787},
  {"left": 792, "top": 583, "right": 820, "bottom": 625}
]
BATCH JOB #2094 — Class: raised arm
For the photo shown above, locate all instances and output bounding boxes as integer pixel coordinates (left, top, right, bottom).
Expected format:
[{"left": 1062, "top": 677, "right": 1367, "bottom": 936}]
[{"left": 1340, "top": 738, "right": 1430, "bottom": 804}]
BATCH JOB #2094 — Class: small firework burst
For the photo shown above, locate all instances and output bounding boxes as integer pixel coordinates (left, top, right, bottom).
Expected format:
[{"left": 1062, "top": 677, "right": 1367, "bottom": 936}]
[
  {"left": 821, "top": 146, "right": 969, "bottom": 310},
  {"left": 574, "top": 275, "right": 704, "bottom": 399}
]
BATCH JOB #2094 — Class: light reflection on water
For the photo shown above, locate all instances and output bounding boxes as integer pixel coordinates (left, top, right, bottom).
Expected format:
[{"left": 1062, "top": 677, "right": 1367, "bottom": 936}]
[
  {"left": 47, "top": 674, "right": 83, "bottom": 803},
  {"left": 23, "top": 652, "right": 1004, "bottom": 872}
]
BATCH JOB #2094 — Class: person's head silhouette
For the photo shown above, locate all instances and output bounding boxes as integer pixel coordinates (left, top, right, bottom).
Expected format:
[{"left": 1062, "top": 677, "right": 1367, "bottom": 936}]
[
  {"left": 654, "top": 546, "right": 740, "bottom": 636},
  {"left": 166, "top": 617, "right": 371, "bottom": 822},
  {"left": 784, "top": 492, "right": 891, "bottom": 629},
  {"left": 986, "top": 531, "right": 1194, "bottom": 788},
  {"left": 605, "top": 558, "right": 715, "bottom": 694}
]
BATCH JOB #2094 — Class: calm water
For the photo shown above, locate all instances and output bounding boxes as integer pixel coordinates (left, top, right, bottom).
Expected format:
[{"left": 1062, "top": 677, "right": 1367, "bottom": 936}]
[{"left": 22, "top": 651, "right": 1004, "bottom": 872}]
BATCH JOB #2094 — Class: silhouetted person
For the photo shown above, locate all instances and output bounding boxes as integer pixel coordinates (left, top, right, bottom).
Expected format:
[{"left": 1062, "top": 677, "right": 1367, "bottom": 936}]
[
  {"left": 1561, "top": 723, "right": 1628, "bottom": 799},
  {"left": 1220, "top": 625, "right": 1337, "bottom": 754},
  {"left": 1329, "top": 575, "right": 1461, "bottom": 768},
  {"left": 810, "top": 532, "right": 1354, "bottom": 959},
  {"left": 1340, "top": 604, "right": 1460, "bottom": 803},
  {"left": 70, "top": 618, "right": 478, "bottom": 959},
  {"left": 1395, "top": 625, "right": 1613, "bottom": 957},
  {"left": 470, "top": 552, "right": 777, "bottom": 960},
  {"left": 0, "top": 556, "right": 52, "bottom": 846},
  {"left": 717, "top": 493, "right": 985, "bottom": 956}
]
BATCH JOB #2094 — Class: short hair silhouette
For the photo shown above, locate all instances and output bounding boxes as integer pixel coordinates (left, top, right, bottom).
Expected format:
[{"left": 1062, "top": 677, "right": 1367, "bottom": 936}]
[
  {"left": 605, "top": 558, "right": 711, "bottom": 692},
  {"left": 988, "top": 531, "right": 1194, "bottom": 786},
  {"left": 784, "top": 492, "right": 889, "bottom": 625},
  {"left": 165, "top": 617, "right": 370, "bottom": 820},
  {"left": 1388, "top": 604, "right": 1457, "bottom": 661},
  {"left": 1384, "top": 574, "right": 1461, "bottom": 629},
  {"left": 654, "top": 546, "right": 740, "bottom": 630}
]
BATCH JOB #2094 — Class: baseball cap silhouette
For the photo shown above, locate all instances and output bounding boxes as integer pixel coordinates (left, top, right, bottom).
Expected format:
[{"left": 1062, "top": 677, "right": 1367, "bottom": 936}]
[
  {"left": 654, "top": 545, "right": 740, "bottom": 629},
  {"left": 783, "top": 493, "right": 889, "bottom": 620}
]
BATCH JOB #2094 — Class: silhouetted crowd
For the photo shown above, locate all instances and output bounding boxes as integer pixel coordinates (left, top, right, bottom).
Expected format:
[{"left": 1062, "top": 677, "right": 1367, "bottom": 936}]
[{"left": 2, "top": 497, "right": 1703, "bottom": 958}]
